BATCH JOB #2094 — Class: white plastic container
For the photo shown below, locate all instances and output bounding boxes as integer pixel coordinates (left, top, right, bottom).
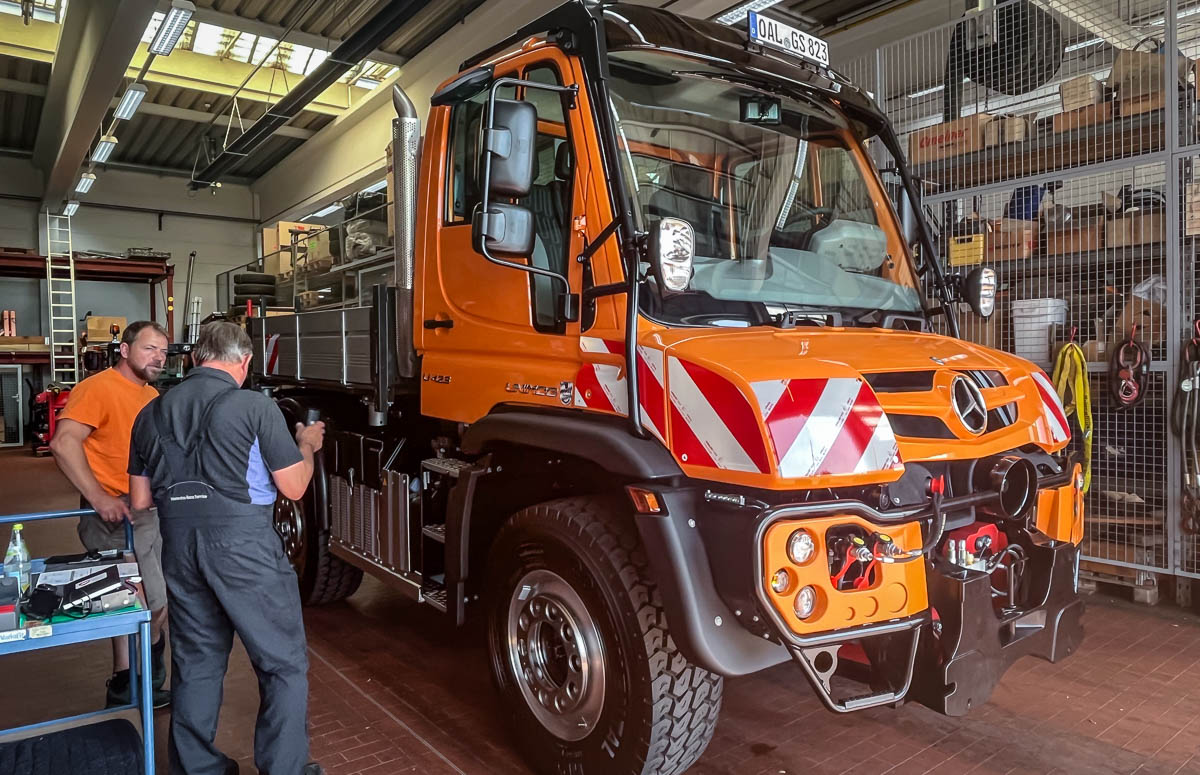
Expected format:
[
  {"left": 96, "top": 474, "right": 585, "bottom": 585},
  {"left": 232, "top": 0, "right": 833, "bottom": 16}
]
[{"left": 1011, "top": 298, "right": 1068, "bottom": 365}]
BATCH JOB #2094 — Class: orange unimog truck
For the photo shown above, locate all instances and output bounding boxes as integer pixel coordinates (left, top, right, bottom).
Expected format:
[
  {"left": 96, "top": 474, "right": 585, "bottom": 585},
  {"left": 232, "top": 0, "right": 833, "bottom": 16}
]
[{"left": 251, "top": 3, "right": 1085, "bottom": 773}]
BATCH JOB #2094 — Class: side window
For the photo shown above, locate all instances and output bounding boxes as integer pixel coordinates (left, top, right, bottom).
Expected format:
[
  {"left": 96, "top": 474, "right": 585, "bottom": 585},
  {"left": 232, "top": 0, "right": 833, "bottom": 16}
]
[
  {"left": 445, "top": 84, "right": 515, "bottom": 223},
  {"left": 519, "top": 65, "right": 574, "bottom": 333}
]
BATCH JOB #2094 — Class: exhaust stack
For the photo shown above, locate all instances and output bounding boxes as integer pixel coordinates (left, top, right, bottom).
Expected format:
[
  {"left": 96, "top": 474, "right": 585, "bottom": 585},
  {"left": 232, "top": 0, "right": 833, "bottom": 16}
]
[{"left": 392, "top": 84, "right": 420, "bottom": 380}]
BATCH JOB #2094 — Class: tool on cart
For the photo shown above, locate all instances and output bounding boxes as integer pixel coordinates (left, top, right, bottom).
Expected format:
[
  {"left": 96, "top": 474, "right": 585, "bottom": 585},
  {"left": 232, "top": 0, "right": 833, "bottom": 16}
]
[
  {"left": 1110, "top": 324, "right": 1150, "bottom": 409},
  {"left": 1175, "top": 320, "right": 1200, "bottom": 533},
  {"left": 1052, "top": 331, "right": 1093, "bottom": 493}
]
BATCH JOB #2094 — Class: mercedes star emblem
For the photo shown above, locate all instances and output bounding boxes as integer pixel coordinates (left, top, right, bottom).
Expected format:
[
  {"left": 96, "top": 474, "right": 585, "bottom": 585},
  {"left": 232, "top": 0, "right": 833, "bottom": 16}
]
[{"left": 951, "top": 375, "right": 988, "bottom": 435}]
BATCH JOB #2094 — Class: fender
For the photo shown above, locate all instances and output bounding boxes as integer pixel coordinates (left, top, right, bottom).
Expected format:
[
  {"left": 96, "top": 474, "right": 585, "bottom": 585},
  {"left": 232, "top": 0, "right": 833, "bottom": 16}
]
[{"left": 461, "top": 408, "right": 683, "bottom": 480}]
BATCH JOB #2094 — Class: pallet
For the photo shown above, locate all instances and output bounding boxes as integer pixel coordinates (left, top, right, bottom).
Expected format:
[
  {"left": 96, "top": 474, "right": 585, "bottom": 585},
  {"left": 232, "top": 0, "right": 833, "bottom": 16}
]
[
  {"left": 298, "top": 257, "right": 334, "bottom": 276},
  {"left": 1081, "top": 535, "right": 1161, "bottom": 604}
]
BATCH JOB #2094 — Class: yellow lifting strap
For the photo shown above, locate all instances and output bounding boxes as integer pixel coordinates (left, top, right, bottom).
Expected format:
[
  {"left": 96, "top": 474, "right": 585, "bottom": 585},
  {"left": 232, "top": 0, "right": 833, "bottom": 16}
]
[{"left": 1051, "top": 341, "right": 1093, "bottom": 493}]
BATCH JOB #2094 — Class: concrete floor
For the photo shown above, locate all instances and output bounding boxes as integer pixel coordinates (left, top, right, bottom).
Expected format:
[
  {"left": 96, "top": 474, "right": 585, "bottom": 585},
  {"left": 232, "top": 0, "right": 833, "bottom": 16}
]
[{"left": 4, "top": 447, "right": 1200, "bottom": 775}]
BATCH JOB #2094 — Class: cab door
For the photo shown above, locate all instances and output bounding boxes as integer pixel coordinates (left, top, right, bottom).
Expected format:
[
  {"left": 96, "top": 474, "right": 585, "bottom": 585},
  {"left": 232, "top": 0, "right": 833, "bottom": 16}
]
[{"left": 418, "top": 50, "right": 592, "bottom": 424}]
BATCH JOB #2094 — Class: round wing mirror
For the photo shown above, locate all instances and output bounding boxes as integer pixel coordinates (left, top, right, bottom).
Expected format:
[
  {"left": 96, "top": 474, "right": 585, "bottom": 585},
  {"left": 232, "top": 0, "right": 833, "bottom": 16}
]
[
  {"left": 650, "top": 217, "right": 695, "bottom": 293},
  {"left": 964, "top": 266, "right": 997, "bottom": 318}
]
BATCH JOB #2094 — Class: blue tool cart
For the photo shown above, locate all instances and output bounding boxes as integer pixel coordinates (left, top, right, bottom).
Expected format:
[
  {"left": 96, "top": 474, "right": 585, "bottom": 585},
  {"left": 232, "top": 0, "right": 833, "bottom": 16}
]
[{"left": 0, "top": 508, "right": 155, "bottom": 775}]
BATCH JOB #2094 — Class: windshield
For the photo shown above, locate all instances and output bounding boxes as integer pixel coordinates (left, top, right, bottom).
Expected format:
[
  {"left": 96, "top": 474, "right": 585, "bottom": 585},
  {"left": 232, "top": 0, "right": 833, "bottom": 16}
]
[{"left": 606, "top": 49, "right": 923, "bottom": 328}]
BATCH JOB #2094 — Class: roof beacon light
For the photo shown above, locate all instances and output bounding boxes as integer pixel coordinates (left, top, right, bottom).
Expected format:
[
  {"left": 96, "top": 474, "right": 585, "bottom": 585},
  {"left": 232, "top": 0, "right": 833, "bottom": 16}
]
[
  {"left": 114, "top": 83, "right": 148, "bottom": 120},
  {"left": 75, "top": 173, "right": 97, "bottom": 194},
  {"left": 149, "top": 1, "right": 195, "bottom": 56},
  {"left": 91, "top": 135, "right": 118, "bottom": 164}
]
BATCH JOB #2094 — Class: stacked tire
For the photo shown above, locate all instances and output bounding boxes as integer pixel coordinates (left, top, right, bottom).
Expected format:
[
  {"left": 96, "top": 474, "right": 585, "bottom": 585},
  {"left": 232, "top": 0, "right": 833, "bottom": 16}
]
[{"left": 233, "top": 271, "right": 277, "bottom": 307}]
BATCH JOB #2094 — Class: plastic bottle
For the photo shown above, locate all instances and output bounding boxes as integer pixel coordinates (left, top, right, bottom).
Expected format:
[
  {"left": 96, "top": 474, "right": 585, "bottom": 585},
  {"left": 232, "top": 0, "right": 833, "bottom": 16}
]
[{"left": 4, "top": 523, "right": 31, "bottom": 595}]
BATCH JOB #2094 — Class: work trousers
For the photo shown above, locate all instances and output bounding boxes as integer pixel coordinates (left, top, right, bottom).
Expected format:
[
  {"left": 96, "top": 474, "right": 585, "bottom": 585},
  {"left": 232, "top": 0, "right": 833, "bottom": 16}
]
[{"left": 161, "top": 517, "right": 309, "bottom": 775}]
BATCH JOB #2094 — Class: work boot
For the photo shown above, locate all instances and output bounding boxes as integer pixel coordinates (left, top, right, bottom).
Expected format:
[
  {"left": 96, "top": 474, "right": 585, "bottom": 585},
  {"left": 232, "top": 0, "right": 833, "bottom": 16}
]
[
  {"left": 151, "top": 635, "right": 168, "bottom": 693},
  {"left": 105, "top": 669, "right": 171, "bottom": 709},
  {"left": 301, "top": 765, "right": 324, "bottom": 775}
]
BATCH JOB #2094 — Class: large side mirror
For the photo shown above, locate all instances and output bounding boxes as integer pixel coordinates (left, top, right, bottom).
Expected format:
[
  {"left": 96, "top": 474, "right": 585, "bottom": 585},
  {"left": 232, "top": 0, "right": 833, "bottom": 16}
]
[
  {"left": 472, "top": 203, "right": 534, "bottom": 256},
  {"left": 962, "top": 266, "right": 997, "bottom": 318},
  {"left": 483, "top": 98, "right": 536, "bottom": 197}
]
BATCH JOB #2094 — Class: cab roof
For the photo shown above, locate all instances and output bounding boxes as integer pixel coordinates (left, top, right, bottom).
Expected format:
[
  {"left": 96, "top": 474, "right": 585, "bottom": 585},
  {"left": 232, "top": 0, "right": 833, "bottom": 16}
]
[{"left": 454, "top": 1, "right": 887, "bottom": 135}]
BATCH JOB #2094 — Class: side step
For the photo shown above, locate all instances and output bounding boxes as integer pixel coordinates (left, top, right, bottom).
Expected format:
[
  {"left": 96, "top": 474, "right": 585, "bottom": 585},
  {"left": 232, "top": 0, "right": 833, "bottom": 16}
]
[{"left": 421, "top": 581, "right": 448, "bottom": 612}]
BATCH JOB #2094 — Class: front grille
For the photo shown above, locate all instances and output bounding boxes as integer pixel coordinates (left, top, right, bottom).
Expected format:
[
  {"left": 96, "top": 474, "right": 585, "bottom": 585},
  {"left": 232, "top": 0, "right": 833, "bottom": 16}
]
[
  {"left": 865, "top": 370, "right": 936, "bottom": 393},
  {"left": 890, "top": 413, "right": 955, "bottom": 439},
  {"left": 987, "top": 402, "right": 1018, "bottom": 433}
]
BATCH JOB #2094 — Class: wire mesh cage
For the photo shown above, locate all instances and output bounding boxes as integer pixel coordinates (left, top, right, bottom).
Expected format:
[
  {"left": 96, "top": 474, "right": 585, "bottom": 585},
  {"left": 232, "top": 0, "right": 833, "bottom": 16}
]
[{"left": 843, "top": 0, "right": 1199, "bottom": 577}]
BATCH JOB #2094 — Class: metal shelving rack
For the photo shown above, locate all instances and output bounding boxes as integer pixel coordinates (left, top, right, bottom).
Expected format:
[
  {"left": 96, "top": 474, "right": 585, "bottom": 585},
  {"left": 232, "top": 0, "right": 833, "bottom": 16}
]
[{"left": 841, "top": 0, "right": 1200, "bottom": 589}]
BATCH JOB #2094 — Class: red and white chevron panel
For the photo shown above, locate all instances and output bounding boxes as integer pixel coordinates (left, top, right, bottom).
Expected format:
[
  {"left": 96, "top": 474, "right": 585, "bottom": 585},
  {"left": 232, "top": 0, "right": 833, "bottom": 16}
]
[
  {"left": 750, "top": 377, "right": 900, "bottom": 478},
  {"left": 668, "top": 357, "right": 771, "bottom": 473},
  {"left": 1031, "top": 371, "right": 1070, "bottom": 444},
  {"left": 574, "top": 338, "right": 666, "bottom": 440},
  {"left": 265, "top": 334, "right": 281, "bottom": 375}
]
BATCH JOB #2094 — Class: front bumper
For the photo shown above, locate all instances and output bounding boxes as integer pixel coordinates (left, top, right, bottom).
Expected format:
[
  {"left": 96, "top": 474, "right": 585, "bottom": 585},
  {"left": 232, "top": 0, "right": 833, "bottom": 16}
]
[{"left": 633, "top": 485, "right": 1084, "bottom": 716}]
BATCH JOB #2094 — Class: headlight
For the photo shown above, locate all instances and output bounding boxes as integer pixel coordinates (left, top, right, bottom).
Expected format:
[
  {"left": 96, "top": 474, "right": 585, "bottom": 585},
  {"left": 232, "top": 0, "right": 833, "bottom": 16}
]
[
  {"left": 787, "top": 529, "right": 816, "bottom": 565},
  {"left": 770, "top": 568, "right": 792, "bottom": 594},
  {"left": 794, "top": 585, "right": 817, "bottom": 619},
  {"left": 651, "top": 217, "right": 695, "bottom": 292}
]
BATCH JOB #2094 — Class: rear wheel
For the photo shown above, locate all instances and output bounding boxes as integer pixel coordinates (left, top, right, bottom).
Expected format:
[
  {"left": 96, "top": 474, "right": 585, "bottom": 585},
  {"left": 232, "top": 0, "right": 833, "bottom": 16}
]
[
  {"left": 272, "top": 490, "right": 363, "bottom": 605},
  {"left": 486, "top": 496, "right": 722, "bottom": 775}
]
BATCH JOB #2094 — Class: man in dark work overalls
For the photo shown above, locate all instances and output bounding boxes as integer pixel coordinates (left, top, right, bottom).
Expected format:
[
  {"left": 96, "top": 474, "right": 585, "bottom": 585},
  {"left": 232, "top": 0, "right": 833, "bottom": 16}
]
[{"left": 128, "top": 321, "right": 326, "bottom": 775}]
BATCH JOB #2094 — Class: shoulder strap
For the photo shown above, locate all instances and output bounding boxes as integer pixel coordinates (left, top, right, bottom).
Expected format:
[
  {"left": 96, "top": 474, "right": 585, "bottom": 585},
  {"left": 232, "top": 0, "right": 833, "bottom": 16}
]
[{"left": 154, "top": 384, "right": 240, "bottom": 481}]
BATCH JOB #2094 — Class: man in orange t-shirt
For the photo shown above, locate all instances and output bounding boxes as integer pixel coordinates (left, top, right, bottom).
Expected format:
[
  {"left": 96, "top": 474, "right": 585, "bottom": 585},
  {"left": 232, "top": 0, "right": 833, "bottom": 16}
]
[{"left": 51, "top": 320, "right": 170, "bottom": 708}]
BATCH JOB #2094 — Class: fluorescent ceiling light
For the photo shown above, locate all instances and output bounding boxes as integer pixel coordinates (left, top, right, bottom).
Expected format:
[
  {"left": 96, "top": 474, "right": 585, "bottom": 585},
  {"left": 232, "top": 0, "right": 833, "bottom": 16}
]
[
  {"left": 75, "top": 173, "right": 97, "bottom": 194},
  {"left": 303, "top": 203, "right": 343, "bottom": 220},
  {"left": 63, "top": 201, "right": 80, "bottom": 217},
  {"left": 1065, "top": 38, "right": 1103, "bottom": 52},
  {"left": 716, "top": 0, "right": 783, "bottom": 26},
  {"left": 114, "top": 83, "right": 148, "bottom": 120},
  {"left": 149, "top": 0, "right": 195, "bottom": 56},
  {"left": 362, "top": 180, "right": 387, "bottom": 193},
  {"left": 908, "top": 84, "right": 945, "bottom": 98},
  {"left": 91, "top": 135, "right": 118, "bottom": 164}
]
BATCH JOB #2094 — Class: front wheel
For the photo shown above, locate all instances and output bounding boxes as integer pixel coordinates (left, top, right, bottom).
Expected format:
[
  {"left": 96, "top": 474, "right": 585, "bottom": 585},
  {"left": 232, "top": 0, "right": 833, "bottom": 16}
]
[{"left": 486, "top": 497, "right": 722, "bottom": 775}]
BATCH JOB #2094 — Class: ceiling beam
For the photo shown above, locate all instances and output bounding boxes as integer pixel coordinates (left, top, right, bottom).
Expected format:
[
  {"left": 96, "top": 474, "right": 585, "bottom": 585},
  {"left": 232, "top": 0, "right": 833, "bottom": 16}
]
[
  {"left": 32, "top": 0, "right": 159, "bottom": 211},
  {"left": 160, "top": 0, "right": 409, "bottom": 68},
  {"left": 0, "top": 78, "right": 315, "bottom": 140}
]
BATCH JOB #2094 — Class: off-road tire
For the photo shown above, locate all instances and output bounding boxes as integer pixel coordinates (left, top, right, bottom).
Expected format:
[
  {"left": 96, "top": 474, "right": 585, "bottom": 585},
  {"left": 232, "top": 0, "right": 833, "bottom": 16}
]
[
  {"left": 233, "top": 282, "right": 277, "bottom": 295},
  {"left": 233, "top": 272, "right": 274, "bottom": 284},
  {"left": 272, "top": 403, "right": 363, "bottom": 606},
  {"left": 486, "top": 496, "right": 723, "bottom": 775}
]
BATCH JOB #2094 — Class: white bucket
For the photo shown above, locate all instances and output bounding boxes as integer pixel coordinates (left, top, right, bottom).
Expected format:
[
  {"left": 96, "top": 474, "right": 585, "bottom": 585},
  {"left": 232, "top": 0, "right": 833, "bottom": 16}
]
[{"left": 1011, "top": 298, "right": 1068, "bottom": 365}]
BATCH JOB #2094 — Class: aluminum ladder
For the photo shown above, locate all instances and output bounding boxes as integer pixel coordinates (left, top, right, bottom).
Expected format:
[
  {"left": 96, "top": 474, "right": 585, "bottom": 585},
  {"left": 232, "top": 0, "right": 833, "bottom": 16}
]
[{"left": 45, "top": 213, "right": 79, "bottom": 385}]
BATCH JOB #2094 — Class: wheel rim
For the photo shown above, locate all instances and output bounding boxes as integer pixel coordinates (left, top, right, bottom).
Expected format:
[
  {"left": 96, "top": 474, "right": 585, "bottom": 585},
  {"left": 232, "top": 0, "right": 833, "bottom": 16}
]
[
  {"left": 506, "top": 568, "right": 605, "bottom": 741},
  {"left": 273, "top": 497, "right": 306, "bottom": 576}
]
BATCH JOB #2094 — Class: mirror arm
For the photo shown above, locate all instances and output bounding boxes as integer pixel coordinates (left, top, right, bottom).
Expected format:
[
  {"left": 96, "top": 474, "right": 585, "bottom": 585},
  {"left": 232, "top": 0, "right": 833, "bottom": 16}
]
[
  {"left": 582, "top": 282, "right": 627, "bottom": 305},
  {"left": 578, "top": 219, "right": 620, "bottom": 264}
]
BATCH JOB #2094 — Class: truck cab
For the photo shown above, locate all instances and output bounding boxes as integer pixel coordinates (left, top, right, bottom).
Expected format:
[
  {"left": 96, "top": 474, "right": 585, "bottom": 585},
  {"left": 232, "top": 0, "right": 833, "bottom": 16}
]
[{"left": 252, "top": 4, "right": 1084, "bottom": 774}]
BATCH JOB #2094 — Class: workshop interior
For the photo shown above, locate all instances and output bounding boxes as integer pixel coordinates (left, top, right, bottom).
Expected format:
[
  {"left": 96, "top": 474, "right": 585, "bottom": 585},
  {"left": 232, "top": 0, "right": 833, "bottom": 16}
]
[{"left": 2, "top": 0, "right": 1200, "bottom": 773}]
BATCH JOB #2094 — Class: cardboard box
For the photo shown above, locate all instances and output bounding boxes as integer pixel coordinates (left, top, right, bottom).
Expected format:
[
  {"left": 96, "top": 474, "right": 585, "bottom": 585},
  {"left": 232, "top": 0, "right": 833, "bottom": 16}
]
[
  {"left": 263, "top": 251, "right": 292, "bottom": 277},
  {"left": 304, "top": 229, "right": 334, "bottom": 263},
  {"left": 1060, "top": 74, "right": 1104, "bottom": 112},
  {"left": 1106, "top": 211, "right": 1166, "bottom": 247},
  {"left": 1053, "top": 101, "right": 1114, "bottom": 133},
  {"left": 908, "top": 113, "right": 991, "bottom": 165},
  {"left": 989, "top": 218, "right": 1038, "bottom": 261},
  {"left": 85, "top": 315, "right": 126, "bottom": 343},
  {"left": 983, "top": 115, "right": 1030, "bottom": 146},
  {"left": 262, "top": 221, "right": 311, "bottom": 255},
  {"left": 1044, "top": 219, "right": 1104, "bottom": 256},
  {"left": 1115, "top": 296, "right": 1166, "bottom": 345},
  {"left": 1119, "top": 91, "right": 1164, "bottom": 118},
  {"left": 1108, "top": 48, "right": 1193, "bottom": 102}
]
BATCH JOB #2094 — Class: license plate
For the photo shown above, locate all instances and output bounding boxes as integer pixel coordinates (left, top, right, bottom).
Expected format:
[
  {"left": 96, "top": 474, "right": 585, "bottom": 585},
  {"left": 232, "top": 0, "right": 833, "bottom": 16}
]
[{"left": 748, "top": 11, "right": 830, "bottom": 66}]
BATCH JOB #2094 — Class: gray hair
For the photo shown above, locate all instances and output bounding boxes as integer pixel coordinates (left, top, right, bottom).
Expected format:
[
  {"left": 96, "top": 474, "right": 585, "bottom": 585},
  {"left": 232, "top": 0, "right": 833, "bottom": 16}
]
[{"left": 193, "top": 322, "right": 252, "bottom": 365}]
